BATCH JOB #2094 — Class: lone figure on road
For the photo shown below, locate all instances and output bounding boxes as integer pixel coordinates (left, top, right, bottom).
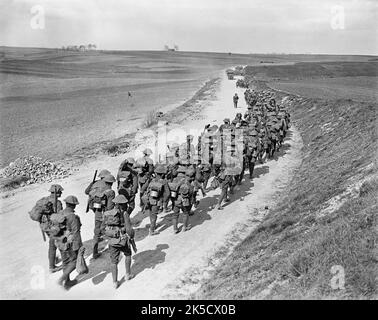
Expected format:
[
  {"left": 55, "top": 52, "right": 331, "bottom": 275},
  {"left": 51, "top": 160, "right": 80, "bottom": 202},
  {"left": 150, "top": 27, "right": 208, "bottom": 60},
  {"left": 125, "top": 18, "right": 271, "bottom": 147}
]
[{"left": 233, "top": 93, "right": 239, "bottom": 108}]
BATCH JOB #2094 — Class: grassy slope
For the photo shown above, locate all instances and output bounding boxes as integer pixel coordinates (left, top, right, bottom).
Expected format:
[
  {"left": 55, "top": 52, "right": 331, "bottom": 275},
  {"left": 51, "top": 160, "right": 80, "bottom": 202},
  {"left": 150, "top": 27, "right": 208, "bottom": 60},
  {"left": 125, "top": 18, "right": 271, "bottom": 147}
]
[
  {"left": 245, "top": 61, "right": 378, "bottom": 80},
  {"left": 196, "top": 64, "right": 378, "bottom": 299}
]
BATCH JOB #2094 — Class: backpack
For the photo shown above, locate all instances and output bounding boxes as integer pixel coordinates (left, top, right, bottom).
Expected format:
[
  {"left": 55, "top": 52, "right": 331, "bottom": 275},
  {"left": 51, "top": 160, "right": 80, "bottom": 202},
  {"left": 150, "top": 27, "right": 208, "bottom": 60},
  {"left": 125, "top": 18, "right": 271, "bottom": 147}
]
[
  {"left": 118, "top": 171, "right": 133, "bottom": 188},
  {"left": 91, "top": 191, "right": 108, "bottom": 211},
  {"left": 49, "top": 213, "right": 67, "bottom": 237},
  {"left": 103, "top": 209, "right": 121, "bottom": 227},
  {"left": 29, "top": 197, "right": 55, "bottom": 222},
  {"left": 88, "top": 181, "right": 108, "bottom": 210},
  {"left": 168, "top": 181, "right": 180, "bottom": 198},
  {"left": 149, "top": 180, "right": 164, "bottom": 199},
  {"left": 179, "top": 182, "right": 192, "bottom": 207}
]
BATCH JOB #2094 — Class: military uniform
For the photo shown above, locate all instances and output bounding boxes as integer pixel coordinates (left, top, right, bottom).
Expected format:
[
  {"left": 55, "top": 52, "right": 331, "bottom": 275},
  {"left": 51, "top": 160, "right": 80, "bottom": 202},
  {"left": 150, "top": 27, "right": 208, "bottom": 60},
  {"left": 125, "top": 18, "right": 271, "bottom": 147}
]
[
  {"left": 56, "top": 196, "right": 82, "bottom": 289},
  {"left": 145, "top": 165, "right": 170, "bottom": 235},
  {"left": 171, "top": 169, "right": 195, "bottom": 233},
  {"left": 103, "top": 195, "right": 135, "bottom": 288},
  {"left": 87, "top": 174, "right": 116, "bottom": 259},
  {"left": 118, "top": 170, "right": 138, "bottom": 216},
  {"left": 214, "top": 168, "right": 233, "bottom": 210},
  {"left": 40, "top": 184, "right": 64, "bottom": 272}
]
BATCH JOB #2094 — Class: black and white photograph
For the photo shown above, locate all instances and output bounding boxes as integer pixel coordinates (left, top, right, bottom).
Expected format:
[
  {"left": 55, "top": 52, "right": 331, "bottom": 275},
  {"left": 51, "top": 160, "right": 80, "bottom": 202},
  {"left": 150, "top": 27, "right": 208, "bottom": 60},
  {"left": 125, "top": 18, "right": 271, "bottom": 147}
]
[{"left": 0, "top": 0, "right": 377, "bottom": 305}]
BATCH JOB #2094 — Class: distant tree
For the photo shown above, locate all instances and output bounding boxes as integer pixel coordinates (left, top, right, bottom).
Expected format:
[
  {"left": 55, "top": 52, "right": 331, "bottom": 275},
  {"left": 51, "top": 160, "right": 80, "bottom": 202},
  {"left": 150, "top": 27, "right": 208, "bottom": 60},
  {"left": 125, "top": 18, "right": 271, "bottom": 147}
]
[
  {"left": 164, "top": 45, "right": 169, "bottom": 51},
  {"left": 174, "top": 44, "right": 179, "bottom": 51}
]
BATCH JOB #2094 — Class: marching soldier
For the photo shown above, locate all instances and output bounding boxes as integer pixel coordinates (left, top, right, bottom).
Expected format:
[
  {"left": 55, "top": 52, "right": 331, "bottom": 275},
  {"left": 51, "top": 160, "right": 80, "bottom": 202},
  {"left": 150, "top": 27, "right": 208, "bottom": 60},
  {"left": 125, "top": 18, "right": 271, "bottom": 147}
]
[
  {"left": 142, "top": 148, "right": 155, "bottom": 175},
  {"left": 136, "top": 158, "right": 151, "bottom": 211},
  {"left": 56, "top": 195, "right": 82, "bottom": 290},
  {"left": 88, "top": 174, "right": 116, "bottom": 259},
  {"left": 171, "top": 168, "right": 195, "bottom": 233},
  {"left": 103, "top": 195, "right": 136, "bottom": 288},
  {"left": 233, "top": 93, "right": 239, "bottom": 108},
  {"left": 145, "top": 165, "right": 170, "bottom": 235},
  {"left": 118, "top": 170, "right": 138, "bottom": 216},
  {"left": 32, "top": 184, "right": 64, "bottom": 273}
]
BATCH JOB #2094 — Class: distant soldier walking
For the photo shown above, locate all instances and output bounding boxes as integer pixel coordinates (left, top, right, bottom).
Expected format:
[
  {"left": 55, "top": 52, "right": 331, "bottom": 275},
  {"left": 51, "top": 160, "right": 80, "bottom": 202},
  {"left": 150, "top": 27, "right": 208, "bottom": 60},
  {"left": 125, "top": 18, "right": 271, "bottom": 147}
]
[{"left": 233, "top": 93, "right": 239, "bottom": 108}]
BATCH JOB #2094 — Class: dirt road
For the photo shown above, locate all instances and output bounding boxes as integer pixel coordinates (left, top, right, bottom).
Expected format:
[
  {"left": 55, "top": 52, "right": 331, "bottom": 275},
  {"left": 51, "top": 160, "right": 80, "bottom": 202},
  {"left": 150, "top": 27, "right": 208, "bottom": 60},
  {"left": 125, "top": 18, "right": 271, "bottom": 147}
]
[{"left": 0, "top": 70, "right": 303, "bottom": 300}]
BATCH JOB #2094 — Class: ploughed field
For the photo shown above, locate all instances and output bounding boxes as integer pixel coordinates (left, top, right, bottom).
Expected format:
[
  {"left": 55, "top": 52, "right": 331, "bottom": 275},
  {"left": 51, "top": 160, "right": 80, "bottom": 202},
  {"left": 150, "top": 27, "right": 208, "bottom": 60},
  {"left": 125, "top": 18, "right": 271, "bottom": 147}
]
[{"left": 0, "top": 47, "right": 375, "bottom": 168}]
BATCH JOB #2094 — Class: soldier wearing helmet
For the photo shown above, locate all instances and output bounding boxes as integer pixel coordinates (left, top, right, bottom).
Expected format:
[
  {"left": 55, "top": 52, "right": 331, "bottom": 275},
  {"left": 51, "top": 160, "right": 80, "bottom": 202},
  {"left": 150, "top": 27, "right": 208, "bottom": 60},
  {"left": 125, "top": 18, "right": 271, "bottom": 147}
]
[
  {"left": 87, "top": 174, "right": 116, "bottom": 259},
  {"left": 142, "top": 148, "right": 155, "bottom": 176},
  {"left": 117, "top": 158, "right": 138, "bottom": 216},
  {"left": 144, "top": 164, "right": 169, "bottom": 235},
  {"left": 135, "top": 157, "right": 151, "bottom": 210},
  {"left": 166, "top": 151, "right": 179, "bottom": 182},
  {"left": 233, "top": 93, "right": 239, "bottom": 108},
  {"left": 57, "top": 195, "right": 82, "bottom": 290},
  {"left": 103, "top": 195, "right": 136, "bottom": 288},
  {"left": 33, "top": 184, "right": 64, "bottom": 273},
  {"left": 169, "top": 168, "right": 195, "bottom": 233},
  {"left": 117, "top": 170, "right": 137, "bottom": 216},
  {"left": 84, "top": 169, "right": 110, "bottom": 207}
]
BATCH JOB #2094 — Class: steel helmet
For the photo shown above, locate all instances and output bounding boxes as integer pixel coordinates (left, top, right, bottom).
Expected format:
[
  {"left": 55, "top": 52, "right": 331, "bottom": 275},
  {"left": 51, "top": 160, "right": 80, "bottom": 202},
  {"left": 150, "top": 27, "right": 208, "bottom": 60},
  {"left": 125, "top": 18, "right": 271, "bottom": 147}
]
[
  {"left": 49, "top": 184, "right": 63, "bottom": 193},
  {"left": 118, "top": 171, "right": 131, "bottom": 179},
  {"left": 126, "top": 157, "right": 136, "bottom": 166},
  {"left": 103, "top": 174, "right": 116, "bottom": 183},
  {"left": 112, "top": 194, "right": 128, "bottom": 204},
  {"left": 143, "top": 148, "right": 153, "bottom": 156},
  {"left": 166, "top": 151, "right": 174, "bottom": 158},
  {"left": 64, "top": 195, "right": 79, "bottom": 205},
  {"left": 136, "top": 157, "right": 147, "bottom": 168},
  {"left": 186, "top": 168, "right": 196, "bottom": 177},
  {"left": 154, "top": 165, "right": 167, "bottom": 174},
  {"left": 98, "top": 169, "right": 111, "bottom": 179},
  {"left": 177, "top": 166, "right": 187, "bottom": 173}
]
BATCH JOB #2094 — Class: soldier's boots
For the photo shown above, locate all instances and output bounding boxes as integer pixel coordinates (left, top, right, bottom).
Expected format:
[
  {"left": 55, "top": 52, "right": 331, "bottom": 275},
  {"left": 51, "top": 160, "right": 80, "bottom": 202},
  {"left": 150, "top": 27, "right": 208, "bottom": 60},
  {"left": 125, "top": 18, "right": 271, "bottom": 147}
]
[
  {"left": 172, "top": 217, "right": 179, "bottom": 234},
  {"left": 183, "top": 215, "right": 192, "bottom": 231},
  {"left": 125, "top": 256, "right": 134, "bottom": 280},
  {"left": 58, "top": 276, "right": 77, "bottom": 290},
  {"left": 149, "top": 214, "right": 159, "bottom": 236},
  {"left": 49, "top": 265, "right": 62, "bottom": 274},
  {"left": 92, "top": 243, "right": 101, "bottom": 259},
  {"left": 65, "top": 279, "right": 78, "bottom": 289}
]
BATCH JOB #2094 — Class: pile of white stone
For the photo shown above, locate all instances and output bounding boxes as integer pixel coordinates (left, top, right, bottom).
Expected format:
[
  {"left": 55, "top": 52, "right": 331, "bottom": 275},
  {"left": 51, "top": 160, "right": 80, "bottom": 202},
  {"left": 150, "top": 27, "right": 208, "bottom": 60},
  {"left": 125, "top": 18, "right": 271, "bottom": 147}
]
[{"left": 0, "top": 156, "right": 71, "bottom": 185}]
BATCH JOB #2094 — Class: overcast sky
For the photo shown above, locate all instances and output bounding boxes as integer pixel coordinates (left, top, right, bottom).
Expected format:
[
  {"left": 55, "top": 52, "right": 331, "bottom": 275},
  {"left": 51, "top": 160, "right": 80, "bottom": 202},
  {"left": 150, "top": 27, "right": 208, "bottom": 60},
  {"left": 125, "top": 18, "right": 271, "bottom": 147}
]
[{"left": 0, "top": 0, "right": 377, "bottom": 54}]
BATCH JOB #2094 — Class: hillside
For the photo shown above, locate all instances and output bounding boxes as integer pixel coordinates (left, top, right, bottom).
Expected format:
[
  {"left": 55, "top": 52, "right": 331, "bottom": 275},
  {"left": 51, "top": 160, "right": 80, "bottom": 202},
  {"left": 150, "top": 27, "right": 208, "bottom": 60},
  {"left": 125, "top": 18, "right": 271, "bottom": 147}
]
[{"left": 196, "top": 65, "right": 378, "bottom": 299}]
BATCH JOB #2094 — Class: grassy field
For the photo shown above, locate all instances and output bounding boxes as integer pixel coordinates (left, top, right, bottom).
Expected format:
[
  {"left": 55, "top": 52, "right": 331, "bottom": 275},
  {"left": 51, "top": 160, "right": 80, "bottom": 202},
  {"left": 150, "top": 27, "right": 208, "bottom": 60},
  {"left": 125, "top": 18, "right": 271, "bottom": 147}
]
[
  {"left": 196, "top": 62, "right": 378, "bottom": 299},
  {"left": 269, "top": 76, "right": 378, "bottom": 103}
]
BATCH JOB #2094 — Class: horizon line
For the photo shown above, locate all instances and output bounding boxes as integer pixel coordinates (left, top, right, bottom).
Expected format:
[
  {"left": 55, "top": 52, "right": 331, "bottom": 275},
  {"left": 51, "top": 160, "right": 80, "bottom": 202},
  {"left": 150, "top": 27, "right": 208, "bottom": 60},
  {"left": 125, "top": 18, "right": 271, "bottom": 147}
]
[{"left": 0, "top": 45, "right": 377, "bottom": 57}]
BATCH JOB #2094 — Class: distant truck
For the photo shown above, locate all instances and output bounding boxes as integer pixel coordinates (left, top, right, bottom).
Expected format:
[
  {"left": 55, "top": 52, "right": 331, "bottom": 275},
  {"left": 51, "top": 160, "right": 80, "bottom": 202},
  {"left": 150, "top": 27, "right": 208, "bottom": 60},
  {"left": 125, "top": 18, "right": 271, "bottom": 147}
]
[{"left": 226, "top": 69, "right": 235, "bottom": 80}]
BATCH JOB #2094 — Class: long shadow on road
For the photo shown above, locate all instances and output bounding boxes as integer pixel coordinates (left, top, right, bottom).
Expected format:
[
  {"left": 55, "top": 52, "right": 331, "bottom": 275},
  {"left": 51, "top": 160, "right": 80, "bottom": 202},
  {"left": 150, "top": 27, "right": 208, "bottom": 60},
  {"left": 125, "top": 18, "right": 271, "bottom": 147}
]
[{"left": 131, "top": 244, "right": 169, "bottom": 276}]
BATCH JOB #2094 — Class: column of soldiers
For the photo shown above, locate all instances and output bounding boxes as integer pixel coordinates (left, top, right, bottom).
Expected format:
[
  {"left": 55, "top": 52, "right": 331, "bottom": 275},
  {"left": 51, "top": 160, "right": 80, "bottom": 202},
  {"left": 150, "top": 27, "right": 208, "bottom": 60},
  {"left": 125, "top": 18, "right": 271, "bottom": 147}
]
[{"left": 29, "top": 87, "right": 290, "bottom": 291}]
